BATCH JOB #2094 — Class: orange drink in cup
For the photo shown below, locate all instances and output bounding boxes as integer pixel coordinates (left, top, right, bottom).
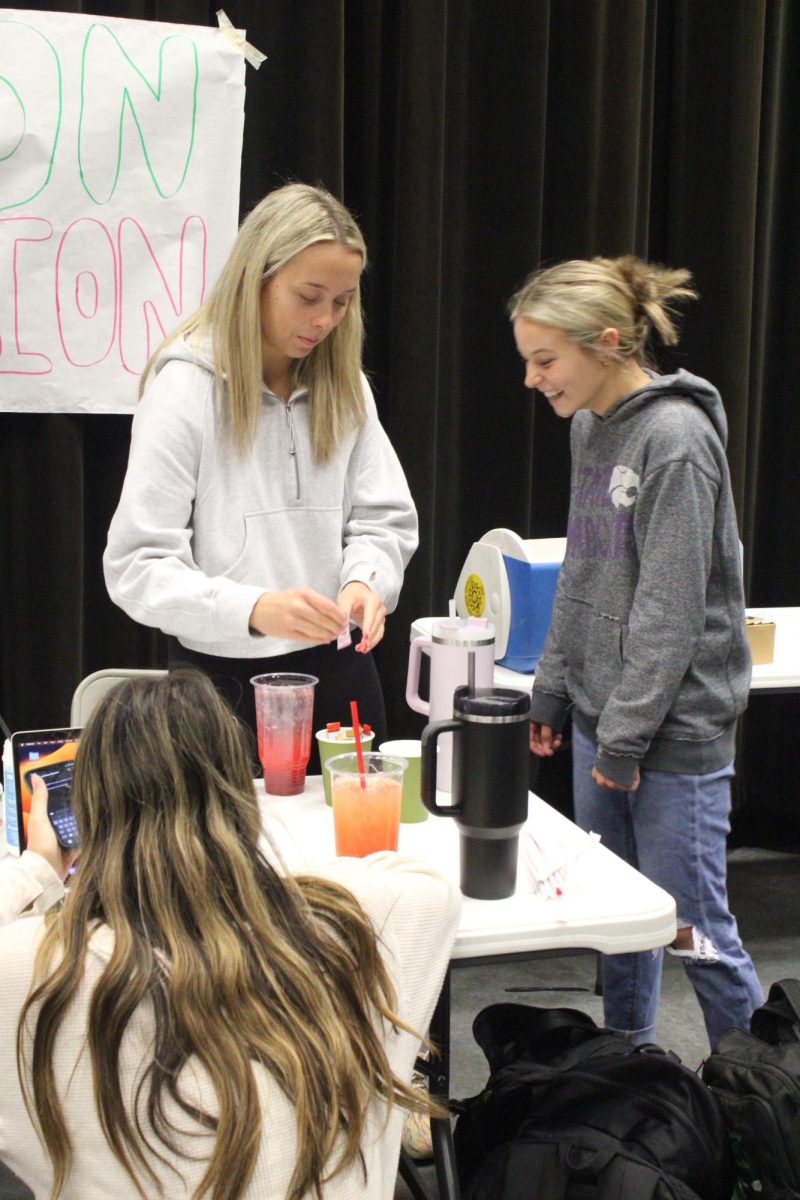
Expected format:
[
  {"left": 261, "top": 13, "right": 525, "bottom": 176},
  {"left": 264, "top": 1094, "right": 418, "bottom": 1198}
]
[
  {"left": 333, "top": 776, "right": 400, "bottom": 855},
  {"left": 326, "top": 752, "right": 406, "bottom": 857}
]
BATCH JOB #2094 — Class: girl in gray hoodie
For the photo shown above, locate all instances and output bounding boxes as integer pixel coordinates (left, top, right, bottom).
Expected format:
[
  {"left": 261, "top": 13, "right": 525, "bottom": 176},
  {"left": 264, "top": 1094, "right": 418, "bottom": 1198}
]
[{"left": 511, "top": 256, "right": 762, "bottom": 1049}]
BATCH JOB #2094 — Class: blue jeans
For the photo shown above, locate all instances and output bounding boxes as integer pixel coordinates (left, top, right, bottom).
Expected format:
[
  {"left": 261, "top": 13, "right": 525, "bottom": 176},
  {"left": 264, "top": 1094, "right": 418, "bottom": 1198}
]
[{"left": 572, "top": 722, "right": 763, "bottom": 1049}]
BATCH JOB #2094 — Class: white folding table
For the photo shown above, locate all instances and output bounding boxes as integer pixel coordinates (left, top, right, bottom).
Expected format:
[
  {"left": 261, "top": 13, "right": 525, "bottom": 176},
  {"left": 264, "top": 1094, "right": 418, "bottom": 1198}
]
[
  {"left": 258, "top": 777, "right": 676, "bottom": 1200},
  {"left": 258, "top": 777, "right": 676, "bottom": 962}
]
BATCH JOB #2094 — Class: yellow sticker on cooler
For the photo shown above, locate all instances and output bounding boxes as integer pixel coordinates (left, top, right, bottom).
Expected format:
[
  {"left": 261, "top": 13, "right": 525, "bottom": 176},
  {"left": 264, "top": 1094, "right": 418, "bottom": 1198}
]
[{"left": 463, "top": 573, "right": 486, "bottom": 617}]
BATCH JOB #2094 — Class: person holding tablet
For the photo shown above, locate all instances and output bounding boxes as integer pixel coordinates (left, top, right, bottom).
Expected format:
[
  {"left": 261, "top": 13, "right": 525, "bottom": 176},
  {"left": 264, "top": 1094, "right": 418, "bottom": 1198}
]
[
  {"left": 0, "top": 669, "right": 460, "bottom": 1199},
  {"left": 0, "top": 774, "right": 75, "bottom": 918},
  {"left": 104, "top": 183, "right": 418, "bottom": 764}
]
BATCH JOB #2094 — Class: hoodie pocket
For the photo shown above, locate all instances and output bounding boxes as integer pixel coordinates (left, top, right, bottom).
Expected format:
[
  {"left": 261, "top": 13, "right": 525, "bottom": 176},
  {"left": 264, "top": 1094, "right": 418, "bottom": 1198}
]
[
  {"left": 581, "top": 612, "right": 626, "bottom": 710},
  {"left": 219, "top": 508, "right": 344, "bottom": 597}
]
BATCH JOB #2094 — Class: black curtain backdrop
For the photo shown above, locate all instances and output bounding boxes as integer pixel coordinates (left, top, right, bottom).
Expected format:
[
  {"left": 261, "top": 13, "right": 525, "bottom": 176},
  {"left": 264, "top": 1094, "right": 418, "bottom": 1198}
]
[{"left": 2, "top": 0, "right": 798, "bottom": 847}]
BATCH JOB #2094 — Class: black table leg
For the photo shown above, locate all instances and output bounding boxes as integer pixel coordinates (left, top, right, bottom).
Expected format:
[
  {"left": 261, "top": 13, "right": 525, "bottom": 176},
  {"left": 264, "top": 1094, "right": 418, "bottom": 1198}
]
[
  {"left": 428, "top": 967, "right": 462, "bottom": 1200},
  {"left": 399, "top": 1148, "right": 433, "bottom": 1200}
]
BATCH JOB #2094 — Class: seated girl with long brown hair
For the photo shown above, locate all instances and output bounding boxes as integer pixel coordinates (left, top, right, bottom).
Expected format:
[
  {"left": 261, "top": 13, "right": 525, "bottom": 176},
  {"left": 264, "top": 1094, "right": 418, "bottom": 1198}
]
[{"left": 0, "top": 669, "right": 460, "bottom": 1199}]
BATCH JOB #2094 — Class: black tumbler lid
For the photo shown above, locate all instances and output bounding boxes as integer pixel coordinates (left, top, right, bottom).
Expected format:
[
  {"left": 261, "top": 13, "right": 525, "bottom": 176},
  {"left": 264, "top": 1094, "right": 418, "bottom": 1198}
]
[{"left": 452, "top": 686, "right": 531, "bottom": 722}]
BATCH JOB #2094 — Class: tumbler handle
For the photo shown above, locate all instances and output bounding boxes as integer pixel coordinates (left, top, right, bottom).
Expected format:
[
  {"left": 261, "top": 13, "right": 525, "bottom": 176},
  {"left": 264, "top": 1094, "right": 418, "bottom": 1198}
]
[
  {"left": 405, "top": 635, "right": 432, "bottom": 716},
  {"left": 421, "top": 719, "right": 462, "bottom": 816}
]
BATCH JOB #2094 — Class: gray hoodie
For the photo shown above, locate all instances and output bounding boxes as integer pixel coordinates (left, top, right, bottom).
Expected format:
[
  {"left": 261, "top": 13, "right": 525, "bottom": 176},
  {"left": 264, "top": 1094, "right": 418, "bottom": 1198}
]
[
  {"left": 103, "top": 339, "right": 418, "bottom": 658},
  {"left": 529, "top": 369, "right": 751, "bottom": 788}
]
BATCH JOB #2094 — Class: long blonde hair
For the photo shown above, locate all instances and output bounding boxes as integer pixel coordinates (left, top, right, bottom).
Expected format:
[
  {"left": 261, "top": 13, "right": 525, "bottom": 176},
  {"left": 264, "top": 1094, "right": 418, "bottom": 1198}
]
[
  {"left": 17, "top": 669, "right": 431, "bottom": 1200},
  {"left": 509, "top": 255, "right": 698, "bottom": 365},
  {"left": 140, "top": 183, "right": 368, "bottom": 461}
]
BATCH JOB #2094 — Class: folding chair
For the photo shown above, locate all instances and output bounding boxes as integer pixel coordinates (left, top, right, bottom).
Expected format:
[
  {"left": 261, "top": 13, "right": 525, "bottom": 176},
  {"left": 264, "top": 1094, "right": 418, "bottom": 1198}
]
[{"left": 70, "top": 668, "right": 167, "bottom": 726}]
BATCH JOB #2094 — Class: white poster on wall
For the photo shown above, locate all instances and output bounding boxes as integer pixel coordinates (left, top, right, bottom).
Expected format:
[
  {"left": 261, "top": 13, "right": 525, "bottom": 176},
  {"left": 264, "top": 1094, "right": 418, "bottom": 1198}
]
[{"left": 0, "top": 8, "right": 246, "bottom": 412}]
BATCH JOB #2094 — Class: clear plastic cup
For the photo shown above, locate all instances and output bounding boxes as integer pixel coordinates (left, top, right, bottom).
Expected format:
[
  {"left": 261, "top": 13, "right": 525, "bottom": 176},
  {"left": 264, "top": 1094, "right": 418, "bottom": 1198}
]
[
  {"left": 251, "top": 673, "right": 319, "bottom": 795},
  {"left": 326, "top": 751, "right": 407, "bottom": 857}
]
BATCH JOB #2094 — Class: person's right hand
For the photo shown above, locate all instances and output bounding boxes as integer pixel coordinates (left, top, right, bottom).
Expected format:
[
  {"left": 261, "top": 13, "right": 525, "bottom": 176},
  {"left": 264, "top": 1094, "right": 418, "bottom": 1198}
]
[
  {"left": 27, "top": 774, "right": 79, "bottom": 880},
  {"left": 249, "top": 588, "right": 348, "bottom": 643},
  {"left": 592, "top": 764, "right": 640, "bottom": 792},
  {"left": 529, "top": 721, "right": 563, "bottom": 757}
]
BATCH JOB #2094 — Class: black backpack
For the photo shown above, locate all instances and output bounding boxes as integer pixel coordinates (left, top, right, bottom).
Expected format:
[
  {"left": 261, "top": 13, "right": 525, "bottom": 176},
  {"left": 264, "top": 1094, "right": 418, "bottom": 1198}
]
[
  {"left": 452, "top": 1003, "right": 736, "bottom": 1200},
  {"left": 701, "top": 978, "right": 800, "bottom": 1197}
]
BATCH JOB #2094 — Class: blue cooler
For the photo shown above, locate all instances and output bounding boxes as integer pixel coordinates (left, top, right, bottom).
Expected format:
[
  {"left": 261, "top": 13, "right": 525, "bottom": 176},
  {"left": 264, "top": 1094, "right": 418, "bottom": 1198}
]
[{"left": 453, "top": 529, "right": 565, "bottom": 673}]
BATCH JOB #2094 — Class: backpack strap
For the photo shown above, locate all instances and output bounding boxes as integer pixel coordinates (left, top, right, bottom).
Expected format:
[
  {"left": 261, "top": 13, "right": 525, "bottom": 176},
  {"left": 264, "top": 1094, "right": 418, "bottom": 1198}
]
[
  {"left": 477, "top": 1138, "right": 690, "bottom": 1200},
  {"left": 521, "top": 1141, "right": 666, "bottom": 1200},
  {"left": 596, "top": 1157, "right": 664, "bottom": 1200}
]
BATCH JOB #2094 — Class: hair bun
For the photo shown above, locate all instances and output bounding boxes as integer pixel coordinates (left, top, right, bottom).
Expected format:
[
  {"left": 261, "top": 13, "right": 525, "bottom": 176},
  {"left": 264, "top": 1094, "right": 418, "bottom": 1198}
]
[
  {"left": 509, "top": 254, "right": 698, "bottom": 365},
  {"left": 601, "top": 255, "right": 697, "bottom": 347}
]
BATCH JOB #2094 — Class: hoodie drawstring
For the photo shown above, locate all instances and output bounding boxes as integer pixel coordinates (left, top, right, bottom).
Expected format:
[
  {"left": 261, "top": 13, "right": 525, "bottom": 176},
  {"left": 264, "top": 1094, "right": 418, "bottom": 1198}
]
[{"left": 286, "top": 399, "right": 301, "bottom": 501}]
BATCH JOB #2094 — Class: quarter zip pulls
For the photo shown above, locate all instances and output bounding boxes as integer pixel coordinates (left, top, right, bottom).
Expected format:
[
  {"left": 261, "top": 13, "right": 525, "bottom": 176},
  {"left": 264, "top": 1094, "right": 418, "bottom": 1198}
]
[{"left": 260, "top": 382, "right": 306, "bottom": 504}]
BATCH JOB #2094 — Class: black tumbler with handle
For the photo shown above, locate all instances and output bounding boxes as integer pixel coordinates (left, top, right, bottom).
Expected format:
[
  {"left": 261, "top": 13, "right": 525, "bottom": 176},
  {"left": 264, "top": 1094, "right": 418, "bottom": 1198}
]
[{"left": 420, "top": 685, "right": 531, "bottom": 899}]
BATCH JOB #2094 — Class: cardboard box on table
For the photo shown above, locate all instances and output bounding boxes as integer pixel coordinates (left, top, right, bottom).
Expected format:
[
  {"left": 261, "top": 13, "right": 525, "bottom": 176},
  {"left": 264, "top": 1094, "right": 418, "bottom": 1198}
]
[{"left": 746, "top": 615, "right": 776, "bottom": 665}]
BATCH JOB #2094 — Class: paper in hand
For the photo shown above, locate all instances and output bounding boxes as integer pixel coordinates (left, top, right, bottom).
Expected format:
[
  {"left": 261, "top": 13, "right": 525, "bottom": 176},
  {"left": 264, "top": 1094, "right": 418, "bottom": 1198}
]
[{"left": 336, "top": 626, "right": 352, "bottom": 650}]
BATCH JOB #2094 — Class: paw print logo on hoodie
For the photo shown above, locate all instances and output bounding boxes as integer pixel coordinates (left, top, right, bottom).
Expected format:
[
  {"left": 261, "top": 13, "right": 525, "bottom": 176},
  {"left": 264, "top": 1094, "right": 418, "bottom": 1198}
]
[{"left": 608, "top": 465, "right": 640, "bottom": 510}]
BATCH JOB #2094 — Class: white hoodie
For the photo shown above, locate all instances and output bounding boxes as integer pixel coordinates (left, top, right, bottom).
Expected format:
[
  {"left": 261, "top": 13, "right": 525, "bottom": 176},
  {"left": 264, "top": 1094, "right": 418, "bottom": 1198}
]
[{"left": 104, "top": 340, "right": 418, "bottom": 658}]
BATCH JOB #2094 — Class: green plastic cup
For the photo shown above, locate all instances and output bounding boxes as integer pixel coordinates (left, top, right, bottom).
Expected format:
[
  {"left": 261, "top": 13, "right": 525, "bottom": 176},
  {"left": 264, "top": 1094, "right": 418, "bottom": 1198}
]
[
  {"left": 379, "top": 739, "right": 427, "bottom": 823},
  {"left": 317, "top": 726, "right": 375, "bottom": 805}
]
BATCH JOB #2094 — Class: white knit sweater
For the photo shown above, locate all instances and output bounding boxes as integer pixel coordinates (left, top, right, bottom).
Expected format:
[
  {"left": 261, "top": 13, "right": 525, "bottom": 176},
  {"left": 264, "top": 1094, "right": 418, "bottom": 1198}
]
[{"left": 0, "top": 851, "right": 459, "bottom": 1198}]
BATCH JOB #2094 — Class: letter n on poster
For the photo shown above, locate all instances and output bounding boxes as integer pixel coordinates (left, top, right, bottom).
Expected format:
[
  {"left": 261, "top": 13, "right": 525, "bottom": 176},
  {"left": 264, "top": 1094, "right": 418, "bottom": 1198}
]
[{"left": 0, "top": 8, "right": 247, "bottom": 413}]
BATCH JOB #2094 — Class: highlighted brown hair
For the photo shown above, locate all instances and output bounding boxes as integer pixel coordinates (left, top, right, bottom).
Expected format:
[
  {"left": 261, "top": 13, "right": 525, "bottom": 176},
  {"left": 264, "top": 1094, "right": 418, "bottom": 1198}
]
[{"left": 18, "top": 669, "right": 432, "bottom": 1200}]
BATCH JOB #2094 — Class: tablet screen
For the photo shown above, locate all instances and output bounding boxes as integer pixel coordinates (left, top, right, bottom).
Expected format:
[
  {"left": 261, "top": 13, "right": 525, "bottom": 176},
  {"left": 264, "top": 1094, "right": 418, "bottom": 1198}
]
[{"left": 11, "top": 729, "right": 81, "bottom": 851}]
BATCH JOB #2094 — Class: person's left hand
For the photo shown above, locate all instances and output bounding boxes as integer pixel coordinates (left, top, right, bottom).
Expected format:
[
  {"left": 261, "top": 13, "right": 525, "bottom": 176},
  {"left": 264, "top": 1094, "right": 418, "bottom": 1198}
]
[
  {"left": 530, "top": 721, "right": 563, "bottom": 757},
  {"left": 591, "top": 764, "right": 640, "bottom": 792},
  {"left": 337, "top": 581, "right": 386, "bottom": 653},
  {"left": 27, "top": 774, "right": 80, "bottom": 880}
]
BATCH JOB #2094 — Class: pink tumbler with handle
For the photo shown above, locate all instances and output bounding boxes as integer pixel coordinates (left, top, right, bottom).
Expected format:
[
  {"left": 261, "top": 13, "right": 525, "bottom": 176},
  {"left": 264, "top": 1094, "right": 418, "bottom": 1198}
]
[{"left": 406, "top": 619, "right": 495, "bottom": 791}]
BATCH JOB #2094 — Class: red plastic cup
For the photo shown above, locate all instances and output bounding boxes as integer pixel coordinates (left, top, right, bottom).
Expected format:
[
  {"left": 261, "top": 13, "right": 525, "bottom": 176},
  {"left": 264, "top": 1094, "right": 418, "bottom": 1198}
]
[{"left": 251, "top": 673, "right": 319, "bottom": 795}]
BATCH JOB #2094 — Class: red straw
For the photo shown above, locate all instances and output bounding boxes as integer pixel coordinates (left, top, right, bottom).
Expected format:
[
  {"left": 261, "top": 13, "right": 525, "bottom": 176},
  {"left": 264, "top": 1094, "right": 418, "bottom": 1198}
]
[{"left": 350, "top": 699, "right": 367, "bottom": 789}]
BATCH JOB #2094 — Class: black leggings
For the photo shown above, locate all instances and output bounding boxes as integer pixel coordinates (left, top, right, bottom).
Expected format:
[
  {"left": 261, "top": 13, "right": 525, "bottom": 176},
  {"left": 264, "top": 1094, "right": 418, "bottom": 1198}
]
[{"left": 167, "top": 636, "right": 387, "bottom": 775}]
